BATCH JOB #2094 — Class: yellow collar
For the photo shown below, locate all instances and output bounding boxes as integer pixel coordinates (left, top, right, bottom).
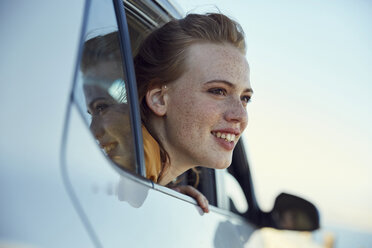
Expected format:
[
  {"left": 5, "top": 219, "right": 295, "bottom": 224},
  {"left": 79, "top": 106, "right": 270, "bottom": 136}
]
[{"left": 142, "top": 125, "right": 162, "bottom": 183}]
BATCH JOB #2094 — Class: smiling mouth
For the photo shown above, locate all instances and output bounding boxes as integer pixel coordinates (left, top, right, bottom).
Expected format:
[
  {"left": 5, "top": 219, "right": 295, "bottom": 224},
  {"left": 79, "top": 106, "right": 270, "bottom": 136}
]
[
  {"left": 101, "top": 142, "right": 118, "bottom": 155},
  {"left": 211, "top": 131, "right": 236, "bottom": 142}
]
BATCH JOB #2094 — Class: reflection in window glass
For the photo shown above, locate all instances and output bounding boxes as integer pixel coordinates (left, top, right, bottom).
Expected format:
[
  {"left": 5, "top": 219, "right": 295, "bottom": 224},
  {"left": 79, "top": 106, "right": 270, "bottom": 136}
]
[{"left": 73, "top": 1, "right": 135, "bottom": 173}]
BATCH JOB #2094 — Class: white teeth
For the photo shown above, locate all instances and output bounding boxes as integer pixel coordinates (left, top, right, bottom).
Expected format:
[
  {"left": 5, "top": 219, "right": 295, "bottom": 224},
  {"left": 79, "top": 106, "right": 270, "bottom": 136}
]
[
  {"left": 103, "top": 143, "right": 116, "bottom": 154},
  {"left": 212, "top": 132, "right": 236, "bottom": 142}
]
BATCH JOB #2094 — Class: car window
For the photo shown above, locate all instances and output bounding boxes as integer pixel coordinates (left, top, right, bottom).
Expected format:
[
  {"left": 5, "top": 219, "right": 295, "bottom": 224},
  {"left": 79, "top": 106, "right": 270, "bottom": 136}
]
[
  {"left": 73, "top": 0, "right": 136, "bottom": 174},
  {"left": 225, "top": 139, "right": 251, "bottom": 215},
  {"left": 225, "top": 171, "right": 249, "bottom": 213}
]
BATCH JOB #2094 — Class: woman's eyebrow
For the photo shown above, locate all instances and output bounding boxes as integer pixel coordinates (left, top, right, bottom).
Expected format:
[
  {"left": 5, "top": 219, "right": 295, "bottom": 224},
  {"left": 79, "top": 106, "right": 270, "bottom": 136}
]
[
  {"left": 88, "top": 97, "right": 107, "bottom": 109},
  {"left": 204, "top": 79, "right": 253, "bottom": 93}
]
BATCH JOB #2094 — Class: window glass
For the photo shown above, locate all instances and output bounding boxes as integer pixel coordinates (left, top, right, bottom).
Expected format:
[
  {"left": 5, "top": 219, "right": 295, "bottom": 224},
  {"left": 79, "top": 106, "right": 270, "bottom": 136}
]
[
  {"left": 225, "top": 171, "right": 248, "bottom": 213},
  {"left": 73, "top": 0, "right": 136, "bottom": 173},
  {"left": 225, "top": 140, "right": 250, "bottom": 214}
]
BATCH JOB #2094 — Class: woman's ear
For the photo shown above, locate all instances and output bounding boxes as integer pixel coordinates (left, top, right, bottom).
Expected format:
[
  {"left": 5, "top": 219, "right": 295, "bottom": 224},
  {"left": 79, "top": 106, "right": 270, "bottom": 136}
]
[{"left": 145, "top": 85, "right": 168, "bottom": 117}]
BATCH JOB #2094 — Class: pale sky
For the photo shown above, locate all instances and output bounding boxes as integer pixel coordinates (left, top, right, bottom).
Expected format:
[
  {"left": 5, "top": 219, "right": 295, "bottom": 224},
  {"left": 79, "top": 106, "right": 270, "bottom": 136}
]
[{"left": 176, "top": 0, "right": 372, "bottom": 233}]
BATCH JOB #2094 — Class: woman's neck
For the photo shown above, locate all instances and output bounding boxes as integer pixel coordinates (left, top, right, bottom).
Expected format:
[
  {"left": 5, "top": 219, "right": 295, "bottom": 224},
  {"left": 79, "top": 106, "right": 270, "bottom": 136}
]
[
  {"left": 157, "top": 162, "right": 190, "bottom": 186},
  {"left": 146, "top": 119, "right": 193, "bottom": 186}
]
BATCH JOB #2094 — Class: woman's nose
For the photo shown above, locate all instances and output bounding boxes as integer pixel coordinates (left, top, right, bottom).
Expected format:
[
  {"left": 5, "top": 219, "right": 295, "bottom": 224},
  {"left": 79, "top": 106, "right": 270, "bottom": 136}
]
[
  {"left": 224, "top": 98, "right": 248, "bottom": 125},
  {"left": 90, "top": 117, "right": 105, "bottom": 140}
]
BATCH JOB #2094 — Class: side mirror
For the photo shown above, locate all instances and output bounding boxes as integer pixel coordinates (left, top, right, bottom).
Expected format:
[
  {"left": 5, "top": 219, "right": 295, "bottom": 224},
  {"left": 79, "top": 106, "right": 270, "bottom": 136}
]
[{"left": 270, "top": 193, "right": 320, "bottom": 231}]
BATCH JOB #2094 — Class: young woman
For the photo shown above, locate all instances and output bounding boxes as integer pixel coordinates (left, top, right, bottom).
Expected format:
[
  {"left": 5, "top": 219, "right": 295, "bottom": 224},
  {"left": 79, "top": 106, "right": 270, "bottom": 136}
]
[
  {"left": 135, "top": 13, "right": 253, "bottom": 211},
  {"left": 81, "top": 13, "right": 252, "bottom": 213}
]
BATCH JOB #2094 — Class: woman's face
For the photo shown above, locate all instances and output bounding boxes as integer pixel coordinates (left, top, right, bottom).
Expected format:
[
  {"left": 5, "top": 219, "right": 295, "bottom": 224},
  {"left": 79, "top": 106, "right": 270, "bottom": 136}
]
[
  {"left": 84, "top": 84, "right": 134, "bottom": 171},
  {"left": 163, "top": 43, "right": 252, "bottom": 169}
]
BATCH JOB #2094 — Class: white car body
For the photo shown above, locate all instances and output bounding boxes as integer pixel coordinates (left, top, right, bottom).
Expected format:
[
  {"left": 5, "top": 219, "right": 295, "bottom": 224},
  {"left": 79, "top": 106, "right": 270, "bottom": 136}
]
[{"left": 0, "top": 1, "right": 320, "bottom": 247}]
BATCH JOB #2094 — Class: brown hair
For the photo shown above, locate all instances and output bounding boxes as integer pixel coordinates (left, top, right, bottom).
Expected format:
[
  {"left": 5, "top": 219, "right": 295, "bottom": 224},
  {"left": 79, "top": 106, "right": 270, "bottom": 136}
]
[
  {"left": 81, "top": 32, "right": 122, "bottom": 75},
  {"left": 134, "top": 13, "right": 246, "bottom": 183}
]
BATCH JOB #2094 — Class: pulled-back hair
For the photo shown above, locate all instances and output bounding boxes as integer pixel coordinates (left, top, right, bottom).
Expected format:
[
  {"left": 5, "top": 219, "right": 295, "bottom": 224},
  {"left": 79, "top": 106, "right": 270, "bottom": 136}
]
[
  {"left": 134, "top": 13, "right": 246, "bottom": 122},
  {"left": 134, "top": 13, "right": 246, "bottom": 178},
  {"left": 81, "top": 32, "right": 122, "bottom": 76}
]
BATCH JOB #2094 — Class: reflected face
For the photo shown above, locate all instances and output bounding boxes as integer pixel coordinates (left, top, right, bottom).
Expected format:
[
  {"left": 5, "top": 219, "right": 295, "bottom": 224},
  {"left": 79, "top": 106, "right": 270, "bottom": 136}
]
[
  {"left": 84, "top": 84, "right": 134, "bottom": 170},
  {"left": 163, "top": 43, "right": 252, "bottom": 169}
]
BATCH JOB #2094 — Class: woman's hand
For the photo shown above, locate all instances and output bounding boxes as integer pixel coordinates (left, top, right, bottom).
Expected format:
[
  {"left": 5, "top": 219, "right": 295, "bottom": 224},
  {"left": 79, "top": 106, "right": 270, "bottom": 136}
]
[{"left": 171, "top": 185, "right": 209, "bottom": 213}]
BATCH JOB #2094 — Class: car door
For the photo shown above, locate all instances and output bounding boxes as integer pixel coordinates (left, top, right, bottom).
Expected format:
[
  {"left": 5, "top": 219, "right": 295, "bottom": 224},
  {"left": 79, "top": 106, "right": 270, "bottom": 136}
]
[{"left": 63, "top": 0, "right": 258, "bottom": 247}]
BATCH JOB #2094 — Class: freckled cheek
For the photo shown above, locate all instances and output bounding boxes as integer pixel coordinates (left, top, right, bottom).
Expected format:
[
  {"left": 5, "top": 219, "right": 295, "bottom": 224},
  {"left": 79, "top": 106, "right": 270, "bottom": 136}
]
[
  {"left": 90, "top": 117, "right": 102, "bottom": 134},
  {"left": 170, "top": 107, "right": 195, "bottom": 140},
  {"left": 103, "top": 112, "right": 130, "bottom": 137},
  {"left": 173, "top": 102, "right": 221, "bottom": 138},
  {"left": 168, "top": 99, "right": 197, "bottom": 141}
]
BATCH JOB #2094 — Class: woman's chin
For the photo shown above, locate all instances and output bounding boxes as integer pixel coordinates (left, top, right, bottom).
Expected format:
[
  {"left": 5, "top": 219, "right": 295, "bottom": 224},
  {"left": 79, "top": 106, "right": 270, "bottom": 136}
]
[
  {"left": 214, "top": 163, "right": 231, "bottom": 170},
  {"left": 112, "top": 156, "right": 135, "bottom": 172},
  {"left": 205, "top": 157, "right": 232, "bottom": 170}
]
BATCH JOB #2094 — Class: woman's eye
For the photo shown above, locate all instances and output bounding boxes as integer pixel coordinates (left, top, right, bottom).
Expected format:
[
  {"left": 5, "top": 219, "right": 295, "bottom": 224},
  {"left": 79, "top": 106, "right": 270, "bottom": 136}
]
[
  {"left": 241, "top": 96, "right": 251, "bottom": 105},
  {"left": 209, "top": 88, "right": 227, "bottom": 96},
  {"left": 95, "top": 103, "right": 109, "bottom": 113}
]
